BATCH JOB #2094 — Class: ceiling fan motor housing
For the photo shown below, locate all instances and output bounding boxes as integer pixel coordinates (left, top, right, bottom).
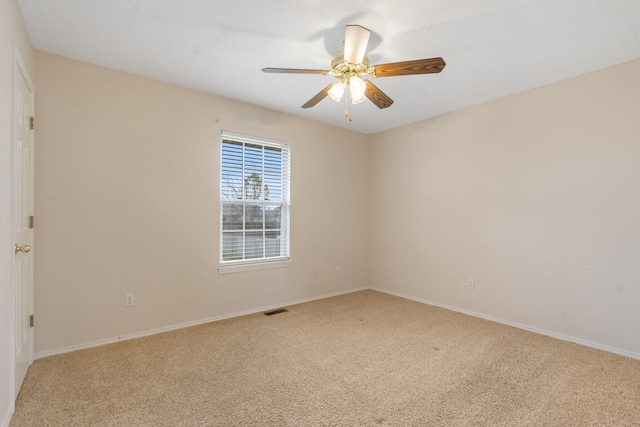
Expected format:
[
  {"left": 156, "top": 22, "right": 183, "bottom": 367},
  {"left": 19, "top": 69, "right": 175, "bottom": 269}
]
[{"left": 330, "top": 53, "right": 372, "bottom": 81}]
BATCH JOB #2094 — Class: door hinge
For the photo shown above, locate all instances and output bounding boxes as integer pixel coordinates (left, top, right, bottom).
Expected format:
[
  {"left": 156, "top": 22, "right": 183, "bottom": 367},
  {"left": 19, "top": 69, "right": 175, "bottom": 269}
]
[
  {"left": 29, "top": 215, "right": 34, "bottom": 229},
  {"left": 30, "top": 116, "right": 34, "bottom": 130},
  {"left": 29, "top": 314, "right": 34, "bottom": 328}
]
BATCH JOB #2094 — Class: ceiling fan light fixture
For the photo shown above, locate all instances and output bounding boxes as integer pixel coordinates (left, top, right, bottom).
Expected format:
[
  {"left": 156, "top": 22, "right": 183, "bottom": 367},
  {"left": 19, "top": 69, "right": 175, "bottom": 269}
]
[
  {"left": 328, "top": 81, "right": 346, "bottom": 102},
  {"left": 349, "top": 76, "right": 367, "bottom": 104}
]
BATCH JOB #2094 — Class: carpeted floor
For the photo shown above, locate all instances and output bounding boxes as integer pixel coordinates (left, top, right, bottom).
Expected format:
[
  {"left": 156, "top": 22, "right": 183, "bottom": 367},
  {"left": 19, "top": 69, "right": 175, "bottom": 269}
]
[{"left": 10, "top": 290, "right": 640, "bottom": 426}]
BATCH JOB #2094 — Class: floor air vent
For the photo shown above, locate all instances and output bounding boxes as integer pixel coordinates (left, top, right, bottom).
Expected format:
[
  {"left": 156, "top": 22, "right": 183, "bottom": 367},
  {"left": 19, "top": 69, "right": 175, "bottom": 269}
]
[{"left": 264, "top": 308, "right": 288, "bottom": 316}]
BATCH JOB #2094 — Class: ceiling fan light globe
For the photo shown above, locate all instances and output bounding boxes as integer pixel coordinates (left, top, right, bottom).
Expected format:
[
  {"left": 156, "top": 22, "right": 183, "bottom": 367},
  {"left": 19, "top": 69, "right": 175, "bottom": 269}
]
[
  {"left": 349, "top": 76, "right": 367, "bottom": 104},
  {"left": 328, "top": 82, "right": 346, "bottom": 102},
  {"left": 351, "top": 92, "right": 367, "bottom": 104}
]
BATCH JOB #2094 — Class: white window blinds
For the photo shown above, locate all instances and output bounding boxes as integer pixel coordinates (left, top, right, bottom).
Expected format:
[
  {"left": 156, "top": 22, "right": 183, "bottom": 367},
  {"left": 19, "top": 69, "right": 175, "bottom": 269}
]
[{"left": 220, "top": 132, "right": 290, "bottom": 266}]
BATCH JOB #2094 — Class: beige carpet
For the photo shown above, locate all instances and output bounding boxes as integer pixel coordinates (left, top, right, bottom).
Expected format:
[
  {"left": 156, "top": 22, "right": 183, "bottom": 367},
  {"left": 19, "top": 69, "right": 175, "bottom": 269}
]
[{"left": 10, "top": 290, "right": 640, "bottom": 426}]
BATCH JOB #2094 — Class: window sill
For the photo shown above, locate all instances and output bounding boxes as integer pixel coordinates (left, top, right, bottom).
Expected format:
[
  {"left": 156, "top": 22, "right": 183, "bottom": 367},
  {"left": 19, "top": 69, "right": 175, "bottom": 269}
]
[{"left": 218, "top": 259, "right": 291, "bottom": 275}]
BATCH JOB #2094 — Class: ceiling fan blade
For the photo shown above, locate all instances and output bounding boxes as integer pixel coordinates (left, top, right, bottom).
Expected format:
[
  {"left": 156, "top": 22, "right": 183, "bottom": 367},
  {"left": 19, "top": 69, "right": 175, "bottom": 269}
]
[
  {"left": 343, "top": 25, "right": 370, "bottom": 64},
  {"left": 371, "top": 57, "right": 446, "bottom": 77},
  {"left": 301, "top": 84, "right": 333, "bottom": 109},
  {"left": 364, "top": 80, "right": 394, "bottom": 109},
  {"left": 262, "top": 68, "right": 328, "bottom": 75}
]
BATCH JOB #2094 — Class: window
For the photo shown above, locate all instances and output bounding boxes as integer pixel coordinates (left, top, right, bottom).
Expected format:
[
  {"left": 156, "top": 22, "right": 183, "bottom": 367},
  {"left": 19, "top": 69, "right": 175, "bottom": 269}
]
[{"left": 219, "top": 132, "right": 290, "bottom": 273}]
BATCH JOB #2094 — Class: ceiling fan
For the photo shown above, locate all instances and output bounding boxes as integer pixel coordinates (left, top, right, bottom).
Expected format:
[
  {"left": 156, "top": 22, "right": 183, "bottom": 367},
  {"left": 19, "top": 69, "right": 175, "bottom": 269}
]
[{"left": 262, "top": 25, "right": 446, "bottom": 120}]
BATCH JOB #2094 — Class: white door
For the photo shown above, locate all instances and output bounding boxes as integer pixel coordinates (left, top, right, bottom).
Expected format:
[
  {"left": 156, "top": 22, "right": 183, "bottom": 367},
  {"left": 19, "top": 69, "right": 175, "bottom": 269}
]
[{"left": 13, "top": 52, "right": 34, "bottom": 399}]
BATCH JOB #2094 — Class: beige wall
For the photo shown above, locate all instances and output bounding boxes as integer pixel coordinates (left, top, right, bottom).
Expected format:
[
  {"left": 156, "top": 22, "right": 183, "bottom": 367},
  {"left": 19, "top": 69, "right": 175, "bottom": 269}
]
[
  {"left": 371, "top": 58, "right": 640, "bottom": 356},
  {"left": 1, "top": 0, "right": 33, "bottom": 423},
  {"left": 28, "top": 45, "right": 640, "bottom": 362},
  {"left": 33, "top": 51, "right": 371, "bottom": 355}
]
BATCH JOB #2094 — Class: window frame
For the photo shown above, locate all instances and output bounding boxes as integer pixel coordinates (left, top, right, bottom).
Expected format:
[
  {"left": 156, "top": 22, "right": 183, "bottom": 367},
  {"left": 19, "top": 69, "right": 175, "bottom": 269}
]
[{"left": 218, "top": 132, "right": 291, "bottom": 274}]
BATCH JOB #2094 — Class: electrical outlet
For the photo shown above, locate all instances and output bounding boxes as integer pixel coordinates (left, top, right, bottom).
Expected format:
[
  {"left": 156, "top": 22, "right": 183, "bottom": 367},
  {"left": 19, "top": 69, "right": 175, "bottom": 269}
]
[
  {"left": 312, "top": 269, "right": 318, "bottom": 279},
  {"left": 125, "top": 293, "right": 135, "bottom": 307},
  {"left": 467, "top": 279, "right": 475, "bottom": 290}
]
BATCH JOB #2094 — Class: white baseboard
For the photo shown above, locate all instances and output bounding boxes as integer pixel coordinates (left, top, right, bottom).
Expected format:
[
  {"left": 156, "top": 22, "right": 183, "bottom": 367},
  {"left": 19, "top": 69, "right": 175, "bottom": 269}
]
[
  {"left": 35, "top": 287, "right": 369, "bottom": 360},
  {"left": 371, "top": 287, "right": 640, "bottom": 361}
]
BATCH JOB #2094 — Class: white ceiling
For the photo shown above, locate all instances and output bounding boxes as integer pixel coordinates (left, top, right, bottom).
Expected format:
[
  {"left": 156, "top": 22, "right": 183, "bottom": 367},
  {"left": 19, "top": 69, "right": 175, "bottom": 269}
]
[{"left": 17, "top": 0, "right": 640, "bottom": 134}]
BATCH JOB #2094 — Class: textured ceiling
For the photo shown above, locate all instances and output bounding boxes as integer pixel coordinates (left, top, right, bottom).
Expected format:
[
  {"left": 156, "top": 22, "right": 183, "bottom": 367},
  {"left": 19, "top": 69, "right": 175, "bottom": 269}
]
[{"left": 17, "top": 0, "right": 640, "bottom": 134}]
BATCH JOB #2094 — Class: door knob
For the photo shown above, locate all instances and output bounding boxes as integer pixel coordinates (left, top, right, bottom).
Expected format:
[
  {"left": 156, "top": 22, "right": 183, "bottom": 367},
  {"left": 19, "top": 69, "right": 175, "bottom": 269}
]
[{"left": 15, "top": 244, "right": 31, "bottom": 254}]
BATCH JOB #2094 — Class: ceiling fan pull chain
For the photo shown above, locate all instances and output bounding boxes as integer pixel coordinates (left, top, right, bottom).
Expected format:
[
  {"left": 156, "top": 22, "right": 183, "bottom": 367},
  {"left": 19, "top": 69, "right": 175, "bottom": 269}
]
[{"left": 345, "top": 86, "right": 352, "bottom": 121}]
